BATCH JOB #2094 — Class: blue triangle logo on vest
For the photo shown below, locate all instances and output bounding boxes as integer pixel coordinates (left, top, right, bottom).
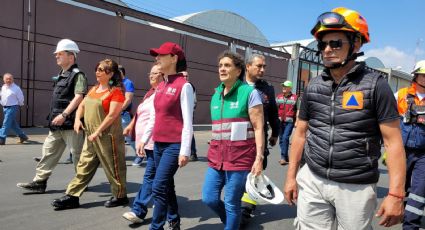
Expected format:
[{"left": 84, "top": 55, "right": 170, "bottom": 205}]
[{"left": 346, "top": 95, "right": 359, "bottom": 106}]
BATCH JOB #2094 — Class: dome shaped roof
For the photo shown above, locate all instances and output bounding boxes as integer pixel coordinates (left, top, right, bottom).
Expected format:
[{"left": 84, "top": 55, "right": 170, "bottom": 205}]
[
  {"left": 357, "top": 56, "right": 386, "bottom": 68},
  {"left": 172, "top": 10, "right": 269, "bottom": 47}
]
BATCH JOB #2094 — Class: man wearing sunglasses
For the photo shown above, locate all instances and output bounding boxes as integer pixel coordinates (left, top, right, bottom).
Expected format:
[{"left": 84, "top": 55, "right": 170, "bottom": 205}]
[
  {"left": 396, "top": 60, "right": 425, "bottom": 230},
  {"left": 17, "top": 39, "right": 87, "bottom": 194},
  {"left": 284, "top": 7, "right": 406, "bottom": 229}
]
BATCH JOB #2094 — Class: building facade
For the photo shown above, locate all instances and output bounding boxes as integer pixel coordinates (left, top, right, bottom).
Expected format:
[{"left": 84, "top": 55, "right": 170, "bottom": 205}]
[{"left": 0, "top": 0, "right": 290, "bottom": 126}]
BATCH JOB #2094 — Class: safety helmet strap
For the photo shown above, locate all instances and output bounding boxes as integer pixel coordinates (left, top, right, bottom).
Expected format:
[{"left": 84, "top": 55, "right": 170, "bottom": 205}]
[
  {"left": 413, "top": 76, "right": 425, "bottom": 88},
  {"left": 320, "top": 32, "right": 363, "bottom": 69},
  {"left": 256, "top": 184, "right": 275, "bottom": 199}
]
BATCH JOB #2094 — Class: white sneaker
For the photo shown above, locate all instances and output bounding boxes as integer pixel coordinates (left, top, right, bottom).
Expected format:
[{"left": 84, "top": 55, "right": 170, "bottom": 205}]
[{"left": 122, "top": 211, "right": 144, "bottom": 224}]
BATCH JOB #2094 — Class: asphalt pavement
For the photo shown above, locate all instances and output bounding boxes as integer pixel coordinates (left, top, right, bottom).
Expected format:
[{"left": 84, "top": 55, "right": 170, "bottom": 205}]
[{"left": 0, "top": 128, "right": 402, "bottom": 230}]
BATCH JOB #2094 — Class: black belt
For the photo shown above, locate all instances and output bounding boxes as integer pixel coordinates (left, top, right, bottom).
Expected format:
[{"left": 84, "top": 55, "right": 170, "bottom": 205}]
[{"left": 3, "top": 105, "right": 18, "bottom": 108}]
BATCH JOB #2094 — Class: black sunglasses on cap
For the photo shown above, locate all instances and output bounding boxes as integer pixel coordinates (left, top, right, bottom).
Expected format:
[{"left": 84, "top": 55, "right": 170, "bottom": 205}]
[{"left": 317, "top": 39, "right": 350, "bottom": 51}]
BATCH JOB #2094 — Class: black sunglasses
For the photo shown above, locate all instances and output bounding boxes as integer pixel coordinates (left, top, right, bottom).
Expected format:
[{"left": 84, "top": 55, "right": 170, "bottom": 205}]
[
  {"left": 317, "top": 39, "right": 349, "bottom": 51},
  {"left": 95, "top": 66, "right": 110, "bottom": 74}
]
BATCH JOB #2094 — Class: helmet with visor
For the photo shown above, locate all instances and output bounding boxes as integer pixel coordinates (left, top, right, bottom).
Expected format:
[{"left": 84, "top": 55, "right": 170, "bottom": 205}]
[
  {"left": 311, "top": 7, "right": 369, "bottom": 44},
  {"left": 311, "top": 7, "right": 369, "bottom": 69}
]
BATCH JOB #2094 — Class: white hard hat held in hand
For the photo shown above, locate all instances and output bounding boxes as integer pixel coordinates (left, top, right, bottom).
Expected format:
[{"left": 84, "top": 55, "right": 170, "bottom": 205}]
[{"left": 245, "top": 172, "right": 284, "bottom": 205}]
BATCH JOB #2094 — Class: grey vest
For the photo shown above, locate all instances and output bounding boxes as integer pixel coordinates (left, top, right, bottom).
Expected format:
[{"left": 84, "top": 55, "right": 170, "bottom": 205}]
[{"left": 304, "top": 63, "right": 382, "bottom": 184}]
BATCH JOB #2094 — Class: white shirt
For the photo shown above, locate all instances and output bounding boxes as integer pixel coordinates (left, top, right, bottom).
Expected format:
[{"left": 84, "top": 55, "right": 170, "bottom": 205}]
[
  {"left": 142, "top": 82, "right": 194, "bottom": 157},
  {"left": 417, "top": 92, "right": 425, "bottom": 101},
  {"left": 0, "top": 83, "right": 24, "bottom": 106}
]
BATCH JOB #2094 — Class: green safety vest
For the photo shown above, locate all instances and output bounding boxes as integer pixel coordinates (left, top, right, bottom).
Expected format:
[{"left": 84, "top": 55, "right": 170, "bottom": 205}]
[
  {"left": 210, "top": 80, "right": 254, "bottom": 140},
  {"left": 208, "top": 79, "right": 257, "bottom": 171}
]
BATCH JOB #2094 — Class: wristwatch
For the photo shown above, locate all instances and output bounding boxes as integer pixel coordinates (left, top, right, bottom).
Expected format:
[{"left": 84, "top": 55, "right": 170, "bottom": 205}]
[{"left": 61, "top": 112, "right": 69, "bottom": 119}]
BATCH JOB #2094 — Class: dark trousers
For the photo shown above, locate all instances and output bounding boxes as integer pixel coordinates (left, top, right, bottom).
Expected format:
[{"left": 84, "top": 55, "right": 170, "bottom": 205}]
[
  {"left": 191, "top": 135, "right": 197, "bottom": 155},
  {"left": 403, "top": 149, "right": 425, "bottom": 230}
]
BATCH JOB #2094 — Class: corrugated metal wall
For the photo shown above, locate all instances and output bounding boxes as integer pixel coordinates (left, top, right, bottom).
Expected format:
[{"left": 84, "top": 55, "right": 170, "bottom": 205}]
[{"left": 0, "top": 0, "right": 290, "bottom": 126}]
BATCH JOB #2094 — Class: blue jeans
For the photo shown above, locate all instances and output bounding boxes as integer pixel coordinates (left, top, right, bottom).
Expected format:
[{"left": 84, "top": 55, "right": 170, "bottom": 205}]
[
  {"left": 279, "top": 122, "right": 294, "bottom": 161},
  {"left": 0, "top": 105, "right": 26, "bottom": 140},
  {"left": 202, "top": 167, "right": 249, "bottom": 230},
  {"left": 121, "top": 111, "right": 132, "bottom": 143},
  {"left": 150, "top": 142, "right": 181, "bottom": 230},
  {"left": 131, "top": 149, "right": 173, "bottom": 219}
]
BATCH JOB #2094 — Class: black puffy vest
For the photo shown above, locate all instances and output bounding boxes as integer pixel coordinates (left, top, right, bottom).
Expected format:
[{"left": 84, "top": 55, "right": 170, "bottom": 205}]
[
  {"left": 304, "top": 63, "right": 382, "bottom": 184},
  {"left": 254, "top": 79, "right": 280, "bottom": 138},
  {"left": 48, "top": 64, "right": 82, "bottom": 131}
]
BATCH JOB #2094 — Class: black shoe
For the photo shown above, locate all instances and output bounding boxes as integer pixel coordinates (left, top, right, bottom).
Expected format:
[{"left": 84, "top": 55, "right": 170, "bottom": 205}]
[
  {"left": 51, "top": 195, "right": 80, "bottom": 210},
  {"left": 189, "top": 153, "right": 198, "bottom": 162},
  {"left": 0, "top": 138, "right": 5, "bottom": 145},
  {"left": 104, "top": 196, "right": 129, "bottom": 208},
  {"left": 33, "top": 157, "right": 41, "bottom": 162},
  {"left": 17, "top": 181, "right": 47, "bottom": 194},
  {"left": 17, "top": 136, "right": 29, "bottom": 144},
  {"left": 167, "top": 220, "right": 180, "bottom": 230}
]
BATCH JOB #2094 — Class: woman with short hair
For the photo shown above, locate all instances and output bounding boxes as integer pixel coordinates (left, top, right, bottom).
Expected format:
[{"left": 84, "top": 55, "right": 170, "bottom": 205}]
[{"left": 202, "top": 51, "right": 264, "bottom": 230}]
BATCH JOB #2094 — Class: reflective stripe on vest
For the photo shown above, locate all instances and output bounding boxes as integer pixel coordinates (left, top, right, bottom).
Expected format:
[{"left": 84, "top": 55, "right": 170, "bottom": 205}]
[
  {"left": 211, "top": 118, "right": 254, "bottom": 140},
  {"left": 277, "top": 94, "right": 297, "bottom": 122},
  {"left": 210, "top": 80, "right": 255, "bottom": 141}
]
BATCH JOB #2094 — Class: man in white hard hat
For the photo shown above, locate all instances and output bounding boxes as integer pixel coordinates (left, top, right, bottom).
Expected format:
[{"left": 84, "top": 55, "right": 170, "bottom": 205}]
[
  {"left": 395, "top": 60, "right": 425, "bottom": 230},
  {"left": 17, "top": 39, "right": 87, "bottom": 193}
]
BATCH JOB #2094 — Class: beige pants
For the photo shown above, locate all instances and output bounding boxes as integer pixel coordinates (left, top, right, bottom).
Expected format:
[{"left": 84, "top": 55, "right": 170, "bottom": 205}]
[
  {"left": 295, "top": 165, "right": 377, "bottom": 230},
  {"left": 33, "top": 130, "right": 84, "bottom": 182}
]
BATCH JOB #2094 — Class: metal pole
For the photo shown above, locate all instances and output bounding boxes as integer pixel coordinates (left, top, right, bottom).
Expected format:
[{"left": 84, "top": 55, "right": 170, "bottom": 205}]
[{"left": 289, "top": 43, "right": 300, "bottom": 94}]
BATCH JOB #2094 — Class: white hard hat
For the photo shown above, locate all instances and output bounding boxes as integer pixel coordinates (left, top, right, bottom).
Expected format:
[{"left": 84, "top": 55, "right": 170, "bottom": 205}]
[
  {"left": 54, "top": 39, "right": 80, "bottom": 54},
  {"left": 412, "top": 60, "right": 425, "bottom": 75},
  {"left": 245, "top": 173, "right": 284, "bottom": 205}
]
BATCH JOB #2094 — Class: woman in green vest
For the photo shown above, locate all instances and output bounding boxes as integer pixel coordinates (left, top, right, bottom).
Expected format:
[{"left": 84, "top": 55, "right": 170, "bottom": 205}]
[{"left": 202, "top": 51, "right": 265, "bottom": 230}]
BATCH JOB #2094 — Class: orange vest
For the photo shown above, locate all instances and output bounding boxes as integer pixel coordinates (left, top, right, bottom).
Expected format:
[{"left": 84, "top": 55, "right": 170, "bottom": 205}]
[
  {"left": 397, "top": 83, "right": 425, "bottom": 115},
  {"left": 397, "top": 83, "right": 425, "bottom": 149}
]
